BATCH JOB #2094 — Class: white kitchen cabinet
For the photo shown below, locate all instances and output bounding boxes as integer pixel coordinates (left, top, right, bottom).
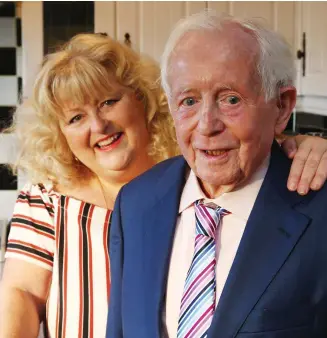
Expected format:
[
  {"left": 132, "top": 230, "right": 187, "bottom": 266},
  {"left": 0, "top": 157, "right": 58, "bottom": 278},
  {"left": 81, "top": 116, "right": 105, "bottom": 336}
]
[
  {"left": 21, "top": 1, "right": 297, "bottom": 92},
  {"left": 209, "top": 1, "right": 296, "bottom": 50},
  {"left": 21, "top": 1, "right": 327, "bottom": 117},
  {"left": 113, "top": 1, "right": 297, "bottom": 63},
  {"left": 297, "top": 2, "right": 327, "bottom": 97},
  {"left": 295, "top": 2, "right": 327, "bottom": 115}
]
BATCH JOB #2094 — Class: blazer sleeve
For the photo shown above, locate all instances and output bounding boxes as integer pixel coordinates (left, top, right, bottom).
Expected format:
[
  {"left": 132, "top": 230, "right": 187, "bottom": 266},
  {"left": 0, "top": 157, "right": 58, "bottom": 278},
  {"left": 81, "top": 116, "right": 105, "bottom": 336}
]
[{"left": 106, "top": 187, "right": 124, "bottom": 338}]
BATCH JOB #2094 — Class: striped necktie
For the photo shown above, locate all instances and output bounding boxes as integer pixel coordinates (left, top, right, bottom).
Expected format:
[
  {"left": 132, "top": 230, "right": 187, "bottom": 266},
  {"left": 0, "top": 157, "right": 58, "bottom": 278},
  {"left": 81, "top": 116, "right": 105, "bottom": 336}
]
[{"left": 177, "top": 200, "right": 231, "bottom": 338}]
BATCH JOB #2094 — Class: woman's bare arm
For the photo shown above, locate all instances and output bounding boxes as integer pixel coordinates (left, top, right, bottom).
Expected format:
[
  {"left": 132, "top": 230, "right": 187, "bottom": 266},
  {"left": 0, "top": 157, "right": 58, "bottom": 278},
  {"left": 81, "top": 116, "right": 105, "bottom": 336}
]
[{"left": 0, "top": 258, "right": 52, "bottom": 338}]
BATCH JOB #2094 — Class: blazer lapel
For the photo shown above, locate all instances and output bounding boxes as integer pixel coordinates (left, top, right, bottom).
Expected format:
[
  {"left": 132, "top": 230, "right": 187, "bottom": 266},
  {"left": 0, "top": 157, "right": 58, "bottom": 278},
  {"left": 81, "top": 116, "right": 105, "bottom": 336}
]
[
  {"left": 208, "top": 142, "right": 312, "bottom": 338},
  {"left": 141, "top": 157, "right": 188, "bottom": 337}
]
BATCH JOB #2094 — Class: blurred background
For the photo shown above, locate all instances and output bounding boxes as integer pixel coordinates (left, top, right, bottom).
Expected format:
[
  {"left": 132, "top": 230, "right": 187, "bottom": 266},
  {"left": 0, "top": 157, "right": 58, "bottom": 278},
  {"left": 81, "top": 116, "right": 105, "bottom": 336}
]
[{"left": 1, "top": 1, "right": 327, "bottom": 268}]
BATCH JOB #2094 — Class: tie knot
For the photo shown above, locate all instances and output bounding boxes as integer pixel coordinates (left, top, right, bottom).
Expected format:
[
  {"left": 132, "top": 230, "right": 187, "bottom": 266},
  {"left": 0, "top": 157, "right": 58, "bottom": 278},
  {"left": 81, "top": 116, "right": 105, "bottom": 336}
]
[{"left": 195, "top": 200, "right": 230, "bottom": 238}]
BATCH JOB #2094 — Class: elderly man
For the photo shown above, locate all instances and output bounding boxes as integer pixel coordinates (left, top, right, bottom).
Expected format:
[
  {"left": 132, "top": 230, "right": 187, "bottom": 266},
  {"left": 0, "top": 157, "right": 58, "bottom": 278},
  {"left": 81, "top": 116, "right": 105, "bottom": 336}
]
[{"left": 107, "top": 11, "right": 327, "bottom": 338}]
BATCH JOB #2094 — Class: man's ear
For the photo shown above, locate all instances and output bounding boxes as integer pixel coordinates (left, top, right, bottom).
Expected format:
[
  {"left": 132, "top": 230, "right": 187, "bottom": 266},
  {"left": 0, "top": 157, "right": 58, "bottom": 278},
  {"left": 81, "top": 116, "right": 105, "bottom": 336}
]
[{"left": 274, "top": 86, "right": 297, "bottom": 135}]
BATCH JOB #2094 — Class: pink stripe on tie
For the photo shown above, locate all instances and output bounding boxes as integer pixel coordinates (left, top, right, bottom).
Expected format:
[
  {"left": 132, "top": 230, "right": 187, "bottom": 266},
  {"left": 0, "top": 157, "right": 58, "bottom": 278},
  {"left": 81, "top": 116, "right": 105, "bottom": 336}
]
[
  {"left": 184, "top": 304, "right": 215, "bottom": 338},
  {"left": 180, "top": 260, "right": 215, "bottom": 309},
  {"left": 189, "top": 304, "right": 215, "bottom": 338}
]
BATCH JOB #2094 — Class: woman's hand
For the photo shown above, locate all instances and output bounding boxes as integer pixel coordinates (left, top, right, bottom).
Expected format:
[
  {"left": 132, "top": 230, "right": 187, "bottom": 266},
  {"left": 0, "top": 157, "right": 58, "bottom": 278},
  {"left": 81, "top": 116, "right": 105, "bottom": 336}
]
[{"left": 281, "top": 135, "right": 327, "bottom": 195}]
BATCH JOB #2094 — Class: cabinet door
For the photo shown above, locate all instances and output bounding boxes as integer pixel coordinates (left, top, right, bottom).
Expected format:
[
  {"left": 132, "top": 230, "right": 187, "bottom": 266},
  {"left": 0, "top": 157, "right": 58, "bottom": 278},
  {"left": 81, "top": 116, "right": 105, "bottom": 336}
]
[
  {"left": 207, "top": 1, "right": 229, "bottom": 13},
  {"left": 115, "top": 1, "right": 296, "bottom": 64},
  {"left": 185, "top": 1, "right": 206, "bottom": 16},
  {"left": 139, "top": 1, "right": 184, "bottom": 61},
  {"left": 116, "top": 1, "right": 140, "bottom": 51},
  {"left": 274, "top": 2, "right": 296, "bottom": 52},
  {"left": 94, "top": 1, "right": 115, "bottom": 38},
  {"left": 230, "top": 1, "right": 274, "bottom": 22},
  {"left": 298, "top": 2, "right": 327, "bottom": 97},
  {"left": 115, "top": 1, "right": 206, "bottom": 62},
  {"left": 210, "top": 1, "right": 295, "bottom": 49}
]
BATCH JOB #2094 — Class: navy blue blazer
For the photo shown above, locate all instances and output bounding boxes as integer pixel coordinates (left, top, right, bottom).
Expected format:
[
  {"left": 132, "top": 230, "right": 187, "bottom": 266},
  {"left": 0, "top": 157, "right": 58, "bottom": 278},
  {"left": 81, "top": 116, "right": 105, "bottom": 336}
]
[{"left": 107, "top": 142, "right": 327, "bottom": 338}]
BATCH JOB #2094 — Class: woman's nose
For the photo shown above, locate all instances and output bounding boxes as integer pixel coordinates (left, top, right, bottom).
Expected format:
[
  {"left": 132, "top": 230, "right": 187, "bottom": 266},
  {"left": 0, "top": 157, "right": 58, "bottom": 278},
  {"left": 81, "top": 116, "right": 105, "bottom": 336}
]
[{"left": 90, "top": 113, "right": 108, "bottom": 133}]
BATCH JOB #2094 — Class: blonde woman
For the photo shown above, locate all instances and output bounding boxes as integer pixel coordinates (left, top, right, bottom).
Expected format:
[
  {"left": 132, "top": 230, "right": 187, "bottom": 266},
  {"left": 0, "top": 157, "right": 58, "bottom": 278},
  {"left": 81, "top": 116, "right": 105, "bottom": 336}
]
[{"left": 0, "top": 33, "right": 326, "bottom": 338}]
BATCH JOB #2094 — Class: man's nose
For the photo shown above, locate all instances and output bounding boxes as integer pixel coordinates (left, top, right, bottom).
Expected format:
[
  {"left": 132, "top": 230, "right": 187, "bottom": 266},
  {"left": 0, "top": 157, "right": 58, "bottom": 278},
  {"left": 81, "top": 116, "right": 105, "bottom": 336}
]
[{"left": 197, "top": 102, "right": 225, "bottom": 136}]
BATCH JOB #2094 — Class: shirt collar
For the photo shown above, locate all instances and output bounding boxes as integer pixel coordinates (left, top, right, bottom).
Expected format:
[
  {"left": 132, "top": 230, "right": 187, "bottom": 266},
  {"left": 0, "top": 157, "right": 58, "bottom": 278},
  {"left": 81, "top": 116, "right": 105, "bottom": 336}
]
[{"left": 179, "top": 156, "right": 270, "bottom": 222}]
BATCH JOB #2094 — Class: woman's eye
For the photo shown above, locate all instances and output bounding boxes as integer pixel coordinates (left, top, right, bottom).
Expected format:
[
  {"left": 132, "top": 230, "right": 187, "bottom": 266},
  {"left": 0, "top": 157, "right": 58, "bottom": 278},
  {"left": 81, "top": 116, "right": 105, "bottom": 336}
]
[
  {"left": 181, "top": 97, "right": 196, "bottom": 106},
  {"left": 69, "top": 114, "right": 82, "bottom": 124},
  {"left": 226, "top": 96, "right": 240, "bottom": 105},
  {"left": 101, "top": 99, "right": 119, "bottom": 107}
]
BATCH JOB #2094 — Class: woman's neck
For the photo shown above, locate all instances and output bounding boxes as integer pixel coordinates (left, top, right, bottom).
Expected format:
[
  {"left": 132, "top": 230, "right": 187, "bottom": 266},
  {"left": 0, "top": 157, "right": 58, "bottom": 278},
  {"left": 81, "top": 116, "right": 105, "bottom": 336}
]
[{"left": 97, "top": 156, "right": 156, "bottom": 209}]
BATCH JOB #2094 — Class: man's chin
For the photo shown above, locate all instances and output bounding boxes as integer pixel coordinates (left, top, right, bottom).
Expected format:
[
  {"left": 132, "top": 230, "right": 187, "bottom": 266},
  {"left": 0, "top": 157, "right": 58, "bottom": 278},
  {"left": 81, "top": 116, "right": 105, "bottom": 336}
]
[{"left": 196, "top": 171, "right": 240, "bottom": 197}]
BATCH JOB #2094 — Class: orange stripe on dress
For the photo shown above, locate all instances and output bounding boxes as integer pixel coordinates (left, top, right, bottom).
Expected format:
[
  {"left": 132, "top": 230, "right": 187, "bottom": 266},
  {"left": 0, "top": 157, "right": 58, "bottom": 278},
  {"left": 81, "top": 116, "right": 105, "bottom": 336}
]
[
  {"left": 13, "top": 214, "right": 55, "bottom": 230},
  {"left": 103, "top": 210, "right": 111, "bottom": 303},
  {"left": 16, "top": 199, "right": 54, "bottom": 210},
  {"left": 5, "top": 249, "right": 53, "bottom": 268},
  {"left": 78, "top": 202, "right": 85, "bottom": 338},
  {"left": 9, "top": 224, "right": 55, "bottom": 240},
  {"left": 8, "top": 239, "right": 53, "bottom": 257},
  {"left": 61, "top": 196, "right": 69, "bottom": 338},
  {"left": 55, "top": 196, "right": 62, "bottom": 338},
  {"left": 87, "top": 205, "right": 95, "bottom": 338}
]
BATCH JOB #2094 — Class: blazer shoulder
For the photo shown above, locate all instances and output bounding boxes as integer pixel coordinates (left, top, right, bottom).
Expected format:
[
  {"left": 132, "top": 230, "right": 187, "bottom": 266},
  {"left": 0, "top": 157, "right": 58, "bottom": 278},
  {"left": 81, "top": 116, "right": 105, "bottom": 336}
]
[
  {"left": 120, "top": 155, "right": 186, "bottom": 201},
  {"left": 301, "top": 181, "right": 327, "bottom": 214}
]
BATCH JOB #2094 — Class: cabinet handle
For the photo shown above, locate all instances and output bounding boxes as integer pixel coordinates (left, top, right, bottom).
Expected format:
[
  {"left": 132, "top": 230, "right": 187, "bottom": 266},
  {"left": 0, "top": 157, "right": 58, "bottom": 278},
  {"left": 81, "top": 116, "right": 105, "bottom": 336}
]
[
  {"left": 297, "top": 32, "right": 306, "bottom": 77},
  {"left": 124, "top": 33, "right": 131, "bottom": 47}
]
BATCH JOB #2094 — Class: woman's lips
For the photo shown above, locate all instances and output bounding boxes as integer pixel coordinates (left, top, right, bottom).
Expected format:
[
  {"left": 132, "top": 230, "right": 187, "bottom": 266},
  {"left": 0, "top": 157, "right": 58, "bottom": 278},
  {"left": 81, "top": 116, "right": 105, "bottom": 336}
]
[{"left": 96, "top": 132, "right": 123, "bottom": 151}]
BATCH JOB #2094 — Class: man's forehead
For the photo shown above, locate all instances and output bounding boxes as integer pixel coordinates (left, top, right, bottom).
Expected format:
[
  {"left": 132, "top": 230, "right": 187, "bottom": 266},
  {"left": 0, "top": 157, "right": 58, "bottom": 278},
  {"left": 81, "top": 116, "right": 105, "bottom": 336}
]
[
  {"left": 170, "top": 30, "right": 257, "bottom": 72},
  {"left": 175, "top": 24, "right": 256, "bottom": 51},
  {"left": 169, "top": 63, "right": 223, "bottom": 90},
  {"left": 167, "top": 28, "right": 258, "bottom": 93}
]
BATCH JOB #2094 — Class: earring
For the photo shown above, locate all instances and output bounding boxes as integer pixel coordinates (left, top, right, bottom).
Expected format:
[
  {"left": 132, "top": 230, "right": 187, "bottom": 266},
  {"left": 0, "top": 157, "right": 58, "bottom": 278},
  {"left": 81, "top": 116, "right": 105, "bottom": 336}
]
[{"left": 135, "top": 90, "right": 144, "bottom": 101}]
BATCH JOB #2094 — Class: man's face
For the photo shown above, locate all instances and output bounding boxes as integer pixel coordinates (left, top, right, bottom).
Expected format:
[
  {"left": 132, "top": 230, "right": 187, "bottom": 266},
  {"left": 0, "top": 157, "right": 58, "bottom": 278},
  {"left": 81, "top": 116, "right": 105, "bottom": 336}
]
[{"left": 168, "top": 27, "right": 283, "bottom": 197}]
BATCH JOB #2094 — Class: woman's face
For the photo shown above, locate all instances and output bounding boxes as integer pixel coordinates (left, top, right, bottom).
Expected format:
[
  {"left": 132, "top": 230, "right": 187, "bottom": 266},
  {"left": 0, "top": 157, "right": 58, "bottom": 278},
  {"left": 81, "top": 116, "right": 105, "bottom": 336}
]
[{"left": 59, "top": 82, "right": 154, "bottom": 183}]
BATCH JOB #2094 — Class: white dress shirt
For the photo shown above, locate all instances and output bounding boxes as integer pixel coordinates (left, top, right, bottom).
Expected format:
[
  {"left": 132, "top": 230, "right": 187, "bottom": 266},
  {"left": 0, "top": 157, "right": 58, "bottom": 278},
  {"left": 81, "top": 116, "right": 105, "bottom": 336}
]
[{"left": 164, "top": 157, "right": 270, "bottom": 337}]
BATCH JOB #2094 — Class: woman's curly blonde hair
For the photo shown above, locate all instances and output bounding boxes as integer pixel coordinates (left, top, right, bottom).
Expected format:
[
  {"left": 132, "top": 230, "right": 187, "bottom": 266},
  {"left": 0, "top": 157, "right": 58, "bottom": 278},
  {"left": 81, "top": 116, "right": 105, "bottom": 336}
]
[{"left": 11, "top": 33, "right": 179, "bottom": 187}]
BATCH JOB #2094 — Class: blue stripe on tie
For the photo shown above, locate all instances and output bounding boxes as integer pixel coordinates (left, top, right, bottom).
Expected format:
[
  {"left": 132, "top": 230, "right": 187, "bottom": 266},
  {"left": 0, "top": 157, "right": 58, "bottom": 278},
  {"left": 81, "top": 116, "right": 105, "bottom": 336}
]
[
  {"left": 185, "top": 241, "right": 215, "bottom": 285},
  {"left": 178, "top": 280, "right": 214, "bottom": 334},
  {"left": 179, "top": 279, "right": 214, "bottom": 326}
]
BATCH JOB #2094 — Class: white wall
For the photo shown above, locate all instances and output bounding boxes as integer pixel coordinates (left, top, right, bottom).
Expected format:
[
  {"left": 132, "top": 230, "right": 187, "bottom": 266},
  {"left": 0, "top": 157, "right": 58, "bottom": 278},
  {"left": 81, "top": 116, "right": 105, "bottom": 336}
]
[{"left": 0, "top": 3, "right": 21, "bottom": 222}]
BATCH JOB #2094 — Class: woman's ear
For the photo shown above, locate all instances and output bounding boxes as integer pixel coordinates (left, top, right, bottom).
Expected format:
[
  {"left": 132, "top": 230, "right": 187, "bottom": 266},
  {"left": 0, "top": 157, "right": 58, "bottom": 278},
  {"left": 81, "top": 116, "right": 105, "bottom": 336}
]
[{"left": 274, "top": 86, "right": 297, "bottom": 135}]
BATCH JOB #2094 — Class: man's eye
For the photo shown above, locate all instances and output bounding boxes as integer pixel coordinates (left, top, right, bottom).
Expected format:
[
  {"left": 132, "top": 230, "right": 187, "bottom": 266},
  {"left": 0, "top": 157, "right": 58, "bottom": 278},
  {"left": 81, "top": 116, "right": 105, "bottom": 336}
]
[
  {"left": 226, "top": 96, "right": 240, "bottom": 105},
  {"left": 182, "top": 97, "right": 196, "bottom": 106},
  {"left": 69, "top": 114, "right": 82, "bottom": 124}
]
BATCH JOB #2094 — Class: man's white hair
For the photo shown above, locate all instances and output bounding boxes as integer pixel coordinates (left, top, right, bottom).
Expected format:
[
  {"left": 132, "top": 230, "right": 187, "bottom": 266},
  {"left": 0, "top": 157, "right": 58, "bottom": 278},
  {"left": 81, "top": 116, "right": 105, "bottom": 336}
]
[{"left": 160, "top": 10, "right": 296, "bottom": 102}]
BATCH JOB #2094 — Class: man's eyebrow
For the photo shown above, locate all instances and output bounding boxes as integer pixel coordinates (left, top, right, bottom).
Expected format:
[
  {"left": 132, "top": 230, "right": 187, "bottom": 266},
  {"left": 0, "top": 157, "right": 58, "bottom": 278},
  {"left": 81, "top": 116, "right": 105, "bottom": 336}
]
[
  {"left": 180, "top": 88, "right": 193, "bottom": 95},
  {"left": 176, "top": 84, "right": 234, "bottom": 96},
  {"left": 220, "top": 85, "right": 233, "bottom": 91},
  {"left": 174, "top": 88, "right": 193, "bottom": 98}
]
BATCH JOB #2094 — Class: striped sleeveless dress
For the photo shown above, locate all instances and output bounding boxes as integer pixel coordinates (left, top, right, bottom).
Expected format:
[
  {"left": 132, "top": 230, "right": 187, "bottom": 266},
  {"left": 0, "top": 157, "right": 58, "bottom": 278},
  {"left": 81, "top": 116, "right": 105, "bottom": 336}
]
[{"left": 6, "top": 183, "right": 112, "bottom": 338}]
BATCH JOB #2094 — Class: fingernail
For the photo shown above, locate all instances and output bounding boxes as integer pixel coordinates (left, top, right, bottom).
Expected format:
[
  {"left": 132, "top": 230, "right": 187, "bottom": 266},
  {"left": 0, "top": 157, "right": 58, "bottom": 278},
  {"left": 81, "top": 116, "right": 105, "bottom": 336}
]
[
  {"left": 289, "top": 150, "right": 296, "bottom": 158},
  {"left": 311, "top": 183, "right": 319, "bottom": 190},
  {"left": 288, "top": 182, "right": 296, "bottom": 191},
  {"left": 298, "top": 186, "right": 307, "bottom": 195}
]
